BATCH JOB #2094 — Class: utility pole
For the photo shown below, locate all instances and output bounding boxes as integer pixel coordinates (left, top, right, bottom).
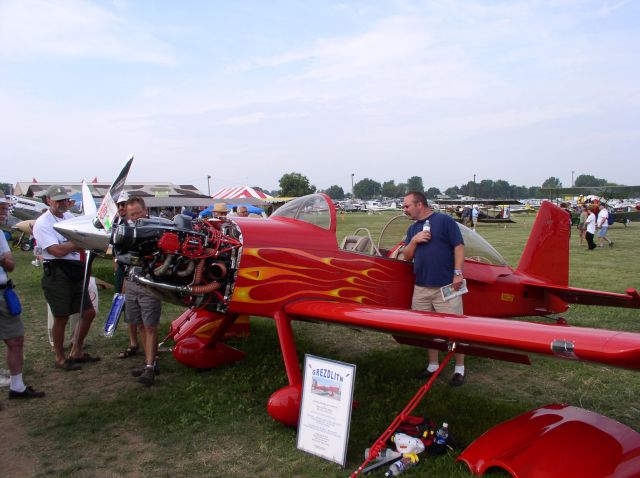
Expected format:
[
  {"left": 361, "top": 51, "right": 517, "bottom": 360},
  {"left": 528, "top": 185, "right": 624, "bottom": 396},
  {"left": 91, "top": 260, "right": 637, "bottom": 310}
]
[
  {"left": 571, "top": 170, "right": 575, "bottom": 187},
  {"left": 473, "top": 174, "right": 476, "bottom": 197},
  {"left": 351, "top": 173, "right": 355, "bottom": 198},
  {"left": 206, "top": 175, "right": 211, "bottom": 196}
]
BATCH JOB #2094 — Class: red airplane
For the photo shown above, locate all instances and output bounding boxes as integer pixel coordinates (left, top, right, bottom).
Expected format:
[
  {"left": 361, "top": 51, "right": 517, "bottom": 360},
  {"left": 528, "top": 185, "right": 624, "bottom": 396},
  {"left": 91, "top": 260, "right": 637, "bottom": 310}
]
[
  {"left": 311, "top": 379, "right": 340, "bottom": 397},
  {"left": 101, "top": 191, "right": 639, "bottom": 420},
  {"left": 55, "top": 164, "right": 640, "bottom": 476}
]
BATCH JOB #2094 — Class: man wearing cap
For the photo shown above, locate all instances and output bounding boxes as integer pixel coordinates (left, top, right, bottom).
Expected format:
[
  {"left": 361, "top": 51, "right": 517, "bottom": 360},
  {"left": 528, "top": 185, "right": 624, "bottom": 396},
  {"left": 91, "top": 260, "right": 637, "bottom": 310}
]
[
  {"left": 0, "top": 192, "right": 45, "bottom": 398},
  {"left": 113, "top": 190, "right": 129, "bottom": 295},
  {"left": 33, "top": 185, "right": 97, "bottom": 371},
  {"left": 113, "top": 191, "right": 141, "bottom": 360}
]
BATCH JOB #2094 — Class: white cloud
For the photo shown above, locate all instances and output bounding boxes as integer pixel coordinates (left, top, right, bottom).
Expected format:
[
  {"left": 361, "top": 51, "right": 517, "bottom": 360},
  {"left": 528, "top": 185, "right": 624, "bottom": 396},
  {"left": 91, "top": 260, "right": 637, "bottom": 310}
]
[
  {"left": 595, "top": 0, "right": 632, "bottom": 17},
  {"left": 220, "top": 112, "right": 310, "bottom": 126},
  {"left": 0, "top": 1, "right": 638, "bottom": 191},
  {"left": 0, "top": 0, "right": 175, "bottom": 64}
]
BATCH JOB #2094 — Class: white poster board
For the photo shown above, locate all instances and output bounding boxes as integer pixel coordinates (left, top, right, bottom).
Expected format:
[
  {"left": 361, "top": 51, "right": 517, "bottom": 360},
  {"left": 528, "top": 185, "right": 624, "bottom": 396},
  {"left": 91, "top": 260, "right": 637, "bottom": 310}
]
[{"left": 296, "top": 354, "right": 356, "bottom": 467}]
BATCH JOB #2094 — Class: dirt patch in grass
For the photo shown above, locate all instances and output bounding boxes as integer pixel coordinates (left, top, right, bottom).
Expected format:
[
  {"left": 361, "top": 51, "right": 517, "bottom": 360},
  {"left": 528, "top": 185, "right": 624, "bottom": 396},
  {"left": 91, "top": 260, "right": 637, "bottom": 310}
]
[
  {"left": 0, "top": 403, "right": 37, "bottom": 476},
  {"left": 1, "top": 340, "right": 167, "bottom": 477}
]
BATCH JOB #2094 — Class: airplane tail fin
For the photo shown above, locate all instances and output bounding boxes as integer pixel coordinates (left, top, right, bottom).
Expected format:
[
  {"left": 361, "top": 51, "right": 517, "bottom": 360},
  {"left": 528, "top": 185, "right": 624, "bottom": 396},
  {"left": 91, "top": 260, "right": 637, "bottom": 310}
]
[{"left": 516, "top": 201, "right": 570, "bottom": 286}]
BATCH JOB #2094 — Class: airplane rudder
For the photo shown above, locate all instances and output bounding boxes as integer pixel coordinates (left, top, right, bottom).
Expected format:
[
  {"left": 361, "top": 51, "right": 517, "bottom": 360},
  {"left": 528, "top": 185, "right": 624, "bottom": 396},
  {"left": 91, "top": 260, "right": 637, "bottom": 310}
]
[{"left": 516, "top": 202, "right": 569, "bottom": 286}]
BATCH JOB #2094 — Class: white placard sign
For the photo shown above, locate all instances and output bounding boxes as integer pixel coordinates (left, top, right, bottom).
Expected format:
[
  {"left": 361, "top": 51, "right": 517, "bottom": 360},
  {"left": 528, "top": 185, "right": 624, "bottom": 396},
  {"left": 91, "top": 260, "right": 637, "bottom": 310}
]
[{"left": 296, "top": 354, "right": 356, "bottom": 467}]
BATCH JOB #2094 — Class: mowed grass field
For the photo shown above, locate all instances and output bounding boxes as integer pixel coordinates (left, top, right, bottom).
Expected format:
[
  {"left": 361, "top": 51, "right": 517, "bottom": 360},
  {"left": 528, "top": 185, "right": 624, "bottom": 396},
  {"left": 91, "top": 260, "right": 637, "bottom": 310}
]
[{"left": 1, "top": 212, "right": 639, "bottom": 477}]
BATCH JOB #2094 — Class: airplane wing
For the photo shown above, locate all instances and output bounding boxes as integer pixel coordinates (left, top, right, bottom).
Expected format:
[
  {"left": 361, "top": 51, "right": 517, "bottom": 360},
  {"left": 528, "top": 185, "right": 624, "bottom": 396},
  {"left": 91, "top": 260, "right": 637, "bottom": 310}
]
[
  {"left": 521, "top": 281, "right": 640, "bottom": 309},
  {"left": 540, "top": 185, "right": 640, "bottom": 198},
  {"left": 283, "top": 300, "right": 640, "bottom": 370}
]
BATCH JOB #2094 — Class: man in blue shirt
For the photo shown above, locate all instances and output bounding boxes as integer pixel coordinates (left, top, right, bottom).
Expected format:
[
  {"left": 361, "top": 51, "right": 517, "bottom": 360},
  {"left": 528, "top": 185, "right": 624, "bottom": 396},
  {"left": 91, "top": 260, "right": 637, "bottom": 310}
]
[{"left": 402, "top": 191, "right": 466, "bottom": 386}]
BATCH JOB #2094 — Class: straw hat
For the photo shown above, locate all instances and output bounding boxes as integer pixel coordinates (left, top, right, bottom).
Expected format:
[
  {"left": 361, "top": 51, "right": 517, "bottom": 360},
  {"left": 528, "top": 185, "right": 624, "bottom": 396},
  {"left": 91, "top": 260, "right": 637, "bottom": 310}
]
[{"left": 213, "top": 203, "right": 228, "bottom": 214}]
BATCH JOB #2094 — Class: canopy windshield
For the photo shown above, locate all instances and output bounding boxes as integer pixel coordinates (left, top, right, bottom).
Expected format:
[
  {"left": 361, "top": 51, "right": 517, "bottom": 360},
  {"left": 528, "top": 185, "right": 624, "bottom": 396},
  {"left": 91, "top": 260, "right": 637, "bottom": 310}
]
[
  {"left": 270, "top": 194, "right": 334, "bottom": 231},
  {"left": 458, "top": 223, "right": 508, "bottom": 266}
]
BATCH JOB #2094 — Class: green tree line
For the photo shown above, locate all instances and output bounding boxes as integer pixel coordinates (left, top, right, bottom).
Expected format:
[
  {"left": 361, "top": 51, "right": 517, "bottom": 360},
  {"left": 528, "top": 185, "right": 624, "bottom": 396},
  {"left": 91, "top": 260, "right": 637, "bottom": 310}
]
[{"left": 268, "top": 173, "right": 618, "bottom": 200}]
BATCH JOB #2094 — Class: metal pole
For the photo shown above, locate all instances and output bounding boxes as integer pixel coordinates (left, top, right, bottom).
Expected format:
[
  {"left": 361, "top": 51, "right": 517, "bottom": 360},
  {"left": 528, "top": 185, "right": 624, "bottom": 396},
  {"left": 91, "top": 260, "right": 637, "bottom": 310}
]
[
  {"left": 571, "top": 170, "right": 575, "bottom": 187},
  {"left": 207, "top": 175, "right": 211, "bottom": 196},
  {"left": 473, "top": 174, "right": 476, "bottom": 197},
  {"left": 351, "top": 173, "right": 355, "bottom": 198}
]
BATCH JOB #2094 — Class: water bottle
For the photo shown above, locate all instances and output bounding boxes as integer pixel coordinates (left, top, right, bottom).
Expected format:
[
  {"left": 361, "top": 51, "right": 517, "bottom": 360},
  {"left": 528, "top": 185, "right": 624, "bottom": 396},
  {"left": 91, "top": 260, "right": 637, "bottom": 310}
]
[
  {"left": 423, "top": 220, "right": 430, "bottom": 232},
  {"left": 435, "top": 422, "right": 449, "bottom": 445},
  {"left": 364, "top": 447, "right": 399, "bottom": 461},
  {"left": 384, "top": 457, "right": 415, "bottom": 477}
]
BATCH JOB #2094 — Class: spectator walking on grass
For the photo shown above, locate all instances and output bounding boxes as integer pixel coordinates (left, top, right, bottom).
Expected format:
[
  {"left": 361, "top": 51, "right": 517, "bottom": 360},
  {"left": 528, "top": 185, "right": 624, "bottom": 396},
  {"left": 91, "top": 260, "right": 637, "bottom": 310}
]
[
  {"left": 0, "top": 192, "right": 45, "bottom": 399},
  {"left": 578, "top": 205, "right": 589, "bottom": 246},
  {"left": 471, "top": 205, "right": 479, "bottom": 232},
  {"left": 597, "top": 203, "right": 613, "bottom": 248},
  {"left": 585, "top": 206, "right": 597, "bottom": 250}
]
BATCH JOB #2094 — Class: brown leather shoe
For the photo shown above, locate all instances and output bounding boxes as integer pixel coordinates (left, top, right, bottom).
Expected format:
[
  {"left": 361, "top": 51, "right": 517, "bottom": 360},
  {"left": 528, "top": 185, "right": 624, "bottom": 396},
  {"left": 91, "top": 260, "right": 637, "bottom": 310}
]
[{"left": 449, "top": 373, "right": 465, "bottom": 387}]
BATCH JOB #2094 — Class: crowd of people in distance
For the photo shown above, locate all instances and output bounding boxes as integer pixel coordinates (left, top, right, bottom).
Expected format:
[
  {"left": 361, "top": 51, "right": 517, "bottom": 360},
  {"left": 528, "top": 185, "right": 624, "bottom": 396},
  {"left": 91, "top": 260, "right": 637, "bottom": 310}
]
[{"left": 574, "top": 202, "right": 614, "bottom": 250}]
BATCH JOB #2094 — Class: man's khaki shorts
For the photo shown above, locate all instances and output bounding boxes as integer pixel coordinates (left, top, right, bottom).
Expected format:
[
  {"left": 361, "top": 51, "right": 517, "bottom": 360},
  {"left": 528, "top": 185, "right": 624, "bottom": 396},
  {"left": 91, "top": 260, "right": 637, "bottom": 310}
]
[
  {"left": 411, "top": 285, "right": 463, "bottom": 315},
  {"left": 0, "top": 294, "right": 24, "bottom": 340}
]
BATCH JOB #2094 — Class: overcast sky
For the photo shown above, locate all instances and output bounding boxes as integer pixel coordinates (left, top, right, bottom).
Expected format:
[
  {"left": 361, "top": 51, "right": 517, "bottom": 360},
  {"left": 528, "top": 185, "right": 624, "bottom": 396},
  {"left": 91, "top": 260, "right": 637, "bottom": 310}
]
[{"left": 1, "top": 0, "right": 638, "bottom": 195}]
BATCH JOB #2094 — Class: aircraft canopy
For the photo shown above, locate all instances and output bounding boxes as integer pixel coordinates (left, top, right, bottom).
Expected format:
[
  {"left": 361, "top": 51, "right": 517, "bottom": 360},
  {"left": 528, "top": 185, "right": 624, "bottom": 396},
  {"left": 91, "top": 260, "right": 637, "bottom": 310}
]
[{"left": 271, "top": 194, "right": 335, "bottom": 232}]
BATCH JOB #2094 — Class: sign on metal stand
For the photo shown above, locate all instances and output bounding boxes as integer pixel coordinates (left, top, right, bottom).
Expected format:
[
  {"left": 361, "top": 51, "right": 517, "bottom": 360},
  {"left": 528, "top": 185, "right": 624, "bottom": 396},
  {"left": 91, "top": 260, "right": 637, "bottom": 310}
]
[{"left": 296, "top": 354, "right": 356, "bottom": 467}]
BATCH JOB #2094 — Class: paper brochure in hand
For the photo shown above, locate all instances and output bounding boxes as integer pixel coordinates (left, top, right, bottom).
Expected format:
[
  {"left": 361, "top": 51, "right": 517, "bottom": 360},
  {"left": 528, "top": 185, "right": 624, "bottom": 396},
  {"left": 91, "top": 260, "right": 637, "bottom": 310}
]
[{"left": 441, "top": 279, "right": 468, "bottom": 302}]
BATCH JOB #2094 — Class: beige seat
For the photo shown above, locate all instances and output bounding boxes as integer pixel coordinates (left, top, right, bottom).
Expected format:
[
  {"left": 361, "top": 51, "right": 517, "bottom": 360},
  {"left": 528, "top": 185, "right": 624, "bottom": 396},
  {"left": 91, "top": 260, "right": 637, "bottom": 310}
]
[{"left": 341, "top": 235, "right": 371, "bottom": 253}]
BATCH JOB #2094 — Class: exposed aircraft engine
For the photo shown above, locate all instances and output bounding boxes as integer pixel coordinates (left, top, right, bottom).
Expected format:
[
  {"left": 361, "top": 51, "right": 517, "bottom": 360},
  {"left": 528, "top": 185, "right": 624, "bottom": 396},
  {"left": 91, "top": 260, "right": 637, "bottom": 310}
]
[{"left": 112, "top": 215, "right": 242, "bottom": 313}]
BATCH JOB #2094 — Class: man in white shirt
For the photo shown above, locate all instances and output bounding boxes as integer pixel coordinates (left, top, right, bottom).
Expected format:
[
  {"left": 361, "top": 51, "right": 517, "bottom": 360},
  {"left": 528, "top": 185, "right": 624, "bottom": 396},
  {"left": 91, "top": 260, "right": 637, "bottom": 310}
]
[
  {"left": 585, "top": 206, "right": 597, "bottom": 250},
  {"left": 0, "top": 192, "right": 45, "bottom": 398},
  {"left": 596, "top": 204, "right": 613, "bottom": 247},
  {"left": 33, "top": 185, "right": 97, "bottom": 371}
]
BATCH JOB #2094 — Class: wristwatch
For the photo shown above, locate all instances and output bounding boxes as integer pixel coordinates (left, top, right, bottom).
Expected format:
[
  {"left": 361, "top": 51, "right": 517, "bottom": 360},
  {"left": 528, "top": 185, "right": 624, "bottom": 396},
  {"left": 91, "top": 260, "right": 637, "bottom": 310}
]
[{"left": 454, "top": 269, "right": 463, "bottom": 276}]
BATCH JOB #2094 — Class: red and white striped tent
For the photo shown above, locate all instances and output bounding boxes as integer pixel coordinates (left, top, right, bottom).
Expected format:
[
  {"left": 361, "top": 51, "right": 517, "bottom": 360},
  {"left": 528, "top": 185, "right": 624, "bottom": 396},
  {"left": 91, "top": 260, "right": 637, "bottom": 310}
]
[{"left": 211, "top": 186, "right": 272, "bottom": 200}]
